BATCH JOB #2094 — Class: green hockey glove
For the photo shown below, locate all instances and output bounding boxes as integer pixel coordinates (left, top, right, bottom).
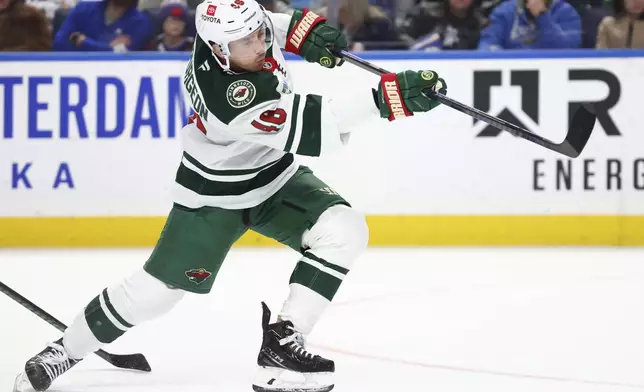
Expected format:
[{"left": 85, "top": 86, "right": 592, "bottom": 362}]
[
  {"left": 285, "top": 9, "right": 348, "bottom": 69},
  {"left": 376, "top": 70, "right": 447, "bottom": 121}
]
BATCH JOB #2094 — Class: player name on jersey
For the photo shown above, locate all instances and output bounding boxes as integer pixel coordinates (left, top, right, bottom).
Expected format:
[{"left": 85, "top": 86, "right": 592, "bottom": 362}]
[{"left": 183, "top": 58, "right": 209, "bottom": 122}]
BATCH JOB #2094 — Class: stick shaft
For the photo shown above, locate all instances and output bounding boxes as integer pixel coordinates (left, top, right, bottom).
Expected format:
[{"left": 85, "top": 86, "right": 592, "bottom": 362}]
[
  {"left": 0, "top": 280, "right": 151, "bottom": 371},
  {"left": 336, "top": 50, "right": 534, "bottom": 137},
  {"left": 0, "top": 280, "right": 68, "bottom": 331},
  {"left": 334, "top": 49, "right": 595, "bottom": 158}
]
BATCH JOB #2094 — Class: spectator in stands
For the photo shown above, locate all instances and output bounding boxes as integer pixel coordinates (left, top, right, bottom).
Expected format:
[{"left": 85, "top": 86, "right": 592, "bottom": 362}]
[
  {"left": 405, "top": 0, "right": 487, "bottom": 50},
  {"left": 369, "top": 0, "right": 397, "bottom": 20},
  {"left": 257, "top": 0, "right": 293, "bottom": 14},
  {"left": 139, "top": 0, "right": 196, "bottom": 12},
  {"left": 596, "top": 0, "right": 644, "bottom": 48},
  {"left": 400, "top": 1, "right": 439, "bottom": 40},
  {"left": 290, "top": 0, "right": 315, "bottom": 9},
  {"left": 139, "top": 0, "right": 161, "bottom": 10},
  {"left": 479, "top": 0, "right": 502, "bottom": 16},
  {"left": 146, "top": 1, "right": 193, "bottom": 50},
  {"left": 26, "top": 0, "right": 74, "bottom": 24},
  {"left": 317, "top": 0, "right": 403, "bottom": 50},
  {"left": 0, "top": 0, "right": 51, "bottom": 50},
  {"left": 53, "top": 0, "right": 153, "bottom": 51},
  {"left": 478, "top": 0, "right": 581, "bottom": 49}
]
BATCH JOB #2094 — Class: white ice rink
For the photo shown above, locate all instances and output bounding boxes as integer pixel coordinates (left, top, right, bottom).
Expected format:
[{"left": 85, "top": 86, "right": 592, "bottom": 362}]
[{"left": 1, "top": 247, "right": 644, "bottom": 392}]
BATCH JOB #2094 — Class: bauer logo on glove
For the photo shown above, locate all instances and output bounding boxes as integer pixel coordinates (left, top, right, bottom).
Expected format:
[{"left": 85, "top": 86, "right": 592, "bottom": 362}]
[{"left": 376, "top": 70, "right": 448, "bottom": 122}]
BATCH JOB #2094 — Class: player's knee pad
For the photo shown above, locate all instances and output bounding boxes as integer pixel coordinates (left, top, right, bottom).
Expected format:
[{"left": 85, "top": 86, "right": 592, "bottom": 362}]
[
  {"left": 302, "top": 204, "right": 369, "bottom": 270},
  {"left": 280, "top": 205, "right": 368, "bottom": 334},
  {"left": 107, "top": 268, "right": 186, "bottom": 325}
]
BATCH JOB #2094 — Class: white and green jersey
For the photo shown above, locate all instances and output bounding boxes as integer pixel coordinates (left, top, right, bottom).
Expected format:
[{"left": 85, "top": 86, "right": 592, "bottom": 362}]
[{"left": 173, "top": 11, "right": 380, "bottom": 210}]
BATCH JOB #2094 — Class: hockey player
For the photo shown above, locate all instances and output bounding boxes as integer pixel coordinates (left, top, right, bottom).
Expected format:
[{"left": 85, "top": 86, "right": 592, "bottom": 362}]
[{"left": 14, "top": 1, "right": 447, "bottom": 391}]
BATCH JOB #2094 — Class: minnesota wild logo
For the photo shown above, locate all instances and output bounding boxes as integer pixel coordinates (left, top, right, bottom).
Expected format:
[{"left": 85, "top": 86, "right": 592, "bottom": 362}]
[
  {"left": 185, "top": 268, "right": 212, "bottom": 285},
  {"left": 226, "top": 80, "right": 256, "bottom": 108}
]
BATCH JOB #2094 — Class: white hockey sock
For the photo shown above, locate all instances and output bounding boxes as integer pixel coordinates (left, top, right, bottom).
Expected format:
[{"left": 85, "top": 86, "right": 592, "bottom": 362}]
[
  {"left": 63, "top": 268, "right": 185, "bottom": 359},
  {"left": 63, "top": 310, "right": 103, "bottom": 360},
  {"left": 279, "top": 283, "right": 331, "bottom": 335}
]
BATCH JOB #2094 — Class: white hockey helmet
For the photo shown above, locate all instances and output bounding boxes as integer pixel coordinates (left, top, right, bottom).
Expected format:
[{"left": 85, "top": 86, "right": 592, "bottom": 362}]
[{"left": 195, "top": 0, "right": 273, "bottom": 72}]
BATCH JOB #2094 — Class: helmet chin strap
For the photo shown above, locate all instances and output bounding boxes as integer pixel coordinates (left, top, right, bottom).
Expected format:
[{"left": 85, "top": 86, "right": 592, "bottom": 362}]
[
  {"left": 212, "top": 52, "right": 232, "bottom": 73},
  {"left": 209, "top": 41, "right": 237, "bottom": 74},
  {"left": 211, "top": 43, "right": 259, "bottom": 75},
  {"left": 212, "top": 52, "right": 248, "bottom": 75}
]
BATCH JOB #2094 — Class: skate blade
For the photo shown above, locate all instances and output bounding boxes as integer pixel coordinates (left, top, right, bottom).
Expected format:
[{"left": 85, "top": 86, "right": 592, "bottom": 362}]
[
  {"left": 252, "top": 367, "right": 334, "bottom": 392},
  {"left": 13, "top": 373, "right": 34, "bottom": 392},
  {"left": 252, "top": 383, "right": 334, "bottom": 392}
]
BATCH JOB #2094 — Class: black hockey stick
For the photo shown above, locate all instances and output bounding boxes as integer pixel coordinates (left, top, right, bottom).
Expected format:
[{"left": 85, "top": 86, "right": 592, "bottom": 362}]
[
  {"left": 0, "top": 280, "right": 151, "bottom": 372},
  {"left": 334, "top": 49, "right": 597, "bottom": 158}
]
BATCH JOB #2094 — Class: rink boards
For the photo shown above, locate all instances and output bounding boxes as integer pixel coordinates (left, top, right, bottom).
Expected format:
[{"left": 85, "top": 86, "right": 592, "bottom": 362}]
[{"left": 0, "top": 50, "right": 643, "bottom": 246}]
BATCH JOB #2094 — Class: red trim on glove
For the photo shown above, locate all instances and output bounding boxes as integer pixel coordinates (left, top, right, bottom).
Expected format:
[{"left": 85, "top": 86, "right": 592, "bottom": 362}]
[
  {"left": 380, "top": 73, "right": 412, "bottom": 122},
  {"left": 285, "top": 9, "right": 326, "bottom": 55}
]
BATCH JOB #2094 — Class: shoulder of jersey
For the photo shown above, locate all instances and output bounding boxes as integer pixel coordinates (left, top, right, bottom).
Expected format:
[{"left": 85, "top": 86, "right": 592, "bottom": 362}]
[{"left": 191, "top": 36, "right": 281, "bottom": 125}]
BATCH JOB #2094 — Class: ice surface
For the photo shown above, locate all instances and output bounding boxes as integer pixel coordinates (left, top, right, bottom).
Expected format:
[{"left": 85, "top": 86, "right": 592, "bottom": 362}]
[{"left": 1, "top": 247, "right": 644, "bottom": 392}]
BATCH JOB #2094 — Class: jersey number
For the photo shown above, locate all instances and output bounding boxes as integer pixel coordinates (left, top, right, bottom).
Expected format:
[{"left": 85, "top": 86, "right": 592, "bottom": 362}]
[
  {"left": 251, "top": 109, "right": 287, "bottom": 132},
  {"left": 231, "top": 0, "right": 244, "bottom": 8}
]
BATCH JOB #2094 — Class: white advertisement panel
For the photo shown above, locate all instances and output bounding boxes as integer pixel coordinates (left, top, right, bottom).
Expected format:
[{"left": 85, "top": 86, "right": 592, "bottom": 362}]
[{"left": 0, "top": 53, "right": 642, "bottom": 218}]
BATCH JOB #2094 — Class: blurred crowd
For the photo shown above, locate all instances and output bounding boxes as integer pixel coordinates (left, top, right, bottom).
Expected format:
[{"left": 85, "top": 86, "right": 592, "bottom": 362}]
[{"left": 0, "top": 0, "right": 642, "bottom": 52}]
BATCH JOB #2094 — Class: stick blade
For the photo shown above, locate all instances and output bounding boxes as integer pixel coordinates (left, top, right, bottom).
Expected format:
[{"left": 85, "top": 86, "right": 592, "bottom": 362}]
[
  {"left": 561, "top": 103, "right": 597, "bottom": 158},
  {"left": 96, "top": 350, "right": 152, "bottom": 372}
]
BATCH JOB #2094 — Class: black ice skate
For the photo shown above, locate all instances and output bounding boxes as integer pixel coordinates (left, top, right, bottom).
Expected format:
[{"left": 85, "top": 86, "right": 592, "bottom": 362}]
[
  {"left": 13, "top": 339, "right": 80, "bottom": 392},
  {"left": 253, "top": 302, "right": 335, "bottom": 392}
]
